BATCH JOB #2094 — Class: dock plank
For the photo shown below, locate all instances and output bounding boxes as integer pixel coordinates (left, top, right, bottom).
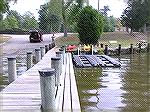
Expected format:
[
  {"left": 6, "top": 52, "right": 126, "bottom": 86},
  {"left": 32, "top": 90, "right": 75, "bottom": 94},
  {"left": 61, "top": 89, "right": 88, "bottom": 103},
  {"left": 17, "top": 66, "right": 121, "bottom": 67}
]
[
  {"left": 63, "top": 53, "right": 72, "bottom": 111},
  {"left": 69, "top": 53, "right": 81, "bottom": 112}
]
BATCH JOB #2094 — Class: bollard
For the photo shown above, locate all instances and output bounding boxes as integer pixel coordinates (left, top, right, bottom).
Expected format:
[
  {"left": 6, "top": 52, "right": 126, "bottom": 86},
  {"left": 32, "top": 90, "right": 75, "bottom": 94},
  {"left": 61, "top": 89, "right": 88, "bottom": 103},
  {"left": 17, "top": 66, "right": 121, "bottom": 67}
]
[
  {"left": 100, "top": 44, "right": 104, "bottom": 48},
  {"left": 45, "top": 45, "right": 49, "bottom": 53},
  {"left": 35, "top": 49, "right": 41, "bottom": 63},
  {"left": 118, "top": 44, "right": 121, "bottom": 55},
  {"left": 130, "top": 44, "right": 133, "bottom": 54},
  {"left": 138, "top": 43, "right": 141, "bottom": 53},
  {"left": 147, "top": 43, "right": 150, "bottom": 53},
  {"left": 51, "top": 57, "right": 61, "bottom": 86},
  {"left": 49, "top": 44, "right": 52, "bottom": 50},
  {"left": 59, "top": 47, "right": 65, "bottom": 64},
  {"left": 40, "top": 47, "right": 45, "bottom": 58},
  {"left": 104, "top": 45, "right": 108, "bottom": 55},
  {"left": 27, "top": 52, "right": 32, "bottom": 70},
  {"left": 38, "top": 68, "right": 55, "bottom": 112},
  {"left": 56, "top": 51, "right": 63, "bottom": 74},
  {"left": 8, "top": 57, "right": 17, "bottom": 83}
]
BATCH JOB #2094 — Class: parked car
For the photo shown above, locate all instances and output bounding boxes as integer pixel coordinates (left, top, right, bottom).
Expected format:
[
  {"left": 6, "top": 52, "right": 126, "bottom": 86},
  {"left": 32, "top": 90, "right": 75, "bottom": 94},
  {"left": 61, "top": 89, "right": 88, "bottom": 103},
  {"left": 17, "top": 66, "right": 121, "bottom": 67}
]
[{"left": 29, "top": 30, "right": 43, "bottom": 43}]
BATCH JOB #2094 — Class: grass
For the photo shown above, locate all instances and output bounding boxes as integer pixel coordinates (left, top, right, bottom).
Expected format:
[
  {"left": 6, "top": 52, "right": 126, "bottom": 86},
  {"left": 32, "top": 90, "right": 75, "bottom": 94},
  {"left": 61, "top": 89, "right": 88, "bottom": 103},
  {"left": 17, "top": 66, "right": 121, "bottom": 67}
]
[
  {"left": 0, "top": 35, "right": 11, "bottom": 43},
  {"left": 55, "top": 34, "right": 80, "bottom": 47},
  {"left": 55, "top": 32, "right": 147, "bottom": 48}
]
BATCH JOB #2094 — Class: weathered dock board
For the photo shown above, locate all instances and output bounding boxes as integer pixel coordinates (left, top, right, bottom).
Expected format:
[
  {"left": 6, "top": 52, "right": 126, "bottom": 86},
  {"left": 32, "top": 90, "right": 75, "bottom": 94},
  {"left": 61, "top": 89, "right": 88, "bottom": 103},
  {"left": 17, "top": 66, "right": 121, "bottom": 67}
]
[{"left": 0, "top": 48, "right": 81, "bottom": 112}]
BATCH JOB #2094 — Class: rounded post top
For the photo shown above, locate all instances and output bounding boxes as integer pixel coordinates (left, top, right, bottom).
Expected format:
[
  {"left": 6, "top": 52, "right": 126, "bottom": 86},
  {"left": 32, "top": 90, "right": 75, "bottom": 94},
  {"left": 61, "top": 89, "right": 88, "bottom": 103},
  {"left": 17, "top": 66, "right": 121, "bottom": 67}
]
[
  {"left": 56, "top": 51, "right": 62, "bottom": 54},
  {"left": 35, "top": 49, "right": 40, "bottom": 51},
  {"left": 39, "top": 68, "right": 55, "bottom": 77},
  {"left": 8, "top": 56, "right": 16, "bottom": 60},
  {"left": 27, "top": 52, "right": 32, "bottom": 54},
  {"left": 59, "top": 48, "right": 63, "bottom": 51},
  {"left": 51, "top": 57, "right": 61, "bottom": 60}
]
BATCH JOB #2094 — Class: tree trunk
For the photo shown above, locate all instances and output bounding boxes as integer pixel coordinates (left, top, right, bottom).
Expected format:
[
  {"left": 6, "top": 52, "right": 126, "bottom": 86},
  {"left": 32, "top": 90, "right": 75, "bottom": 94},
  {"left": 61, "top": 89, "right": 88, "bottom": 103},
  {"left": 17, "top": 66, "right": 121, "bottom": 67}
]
[{"left": 62, "top": 0, "right": 67, "bottom": 37}]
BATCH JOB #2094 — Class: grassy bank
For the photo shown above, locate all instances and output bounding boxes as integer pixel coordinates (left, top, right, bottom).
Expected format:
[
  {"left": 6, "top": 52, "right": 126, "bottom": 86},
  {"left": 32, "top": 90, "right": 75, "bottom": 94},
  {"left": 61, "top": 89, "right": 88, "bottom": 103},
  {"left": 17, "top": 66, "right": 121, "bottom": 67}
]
[{"left": 55, "top": 32, "right": 147, "bottom": 48}]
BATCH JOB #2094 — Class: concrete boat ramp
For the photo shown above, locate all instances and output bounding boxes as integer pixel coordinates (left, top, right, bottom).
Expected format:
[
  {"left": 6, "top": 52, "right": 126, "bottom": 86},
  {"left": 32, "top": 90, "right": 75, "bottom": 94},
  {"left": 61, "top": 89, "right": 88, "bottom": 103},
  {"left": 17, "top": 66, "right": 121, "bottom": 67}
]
[{"left": 73, "top": 55, "right": 121, "bottom": 67}]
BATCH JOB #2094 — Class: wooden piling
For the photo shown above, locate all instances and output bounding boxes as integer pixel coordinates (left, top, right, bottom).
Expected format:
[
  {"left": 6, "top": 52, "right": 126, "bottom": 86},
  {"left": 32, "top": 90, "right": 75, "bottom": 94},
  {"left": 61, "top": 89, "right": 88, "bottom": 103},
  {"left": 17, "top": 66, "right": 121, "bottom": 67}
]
[
  {"left": 40, "top": 46, "right": 45, "bottom": 58},
  {"left": 27, "top": 52, "right": 32, "bottom": 70},
  {"left": 51, "top": 57, "right": 61, "bottom": 86},
  {"left": 35, "top": 49, "right": 41, "bottom": 63},
  {"left": 104, "top": 45, "right": 108, "bottom": 55},
  {"left": 118, "top": 44, "right": 121, "bottom": 55},
  {"left": 38, "top": 68, "right": 55, "bottom": 112},
  {"left": 130, "top": 44, "right": 133, "bottom": 54},
  {"left": 8, "top": 57, "right": 17, "bottom": 83},
  {"left": 45, "top": 45, "right": 49, "bottom": 53}
]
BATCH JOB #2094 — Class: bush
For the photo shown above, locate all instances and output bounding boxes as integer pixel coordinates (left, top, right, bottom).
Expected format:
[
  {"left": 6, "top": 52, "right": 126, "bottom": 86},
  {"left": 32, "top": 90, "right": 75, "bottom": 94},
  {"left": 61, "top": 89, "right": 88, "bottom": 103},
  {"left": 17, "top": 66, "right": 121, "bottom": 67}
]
[{"left": 77, "top": 6, "right": 104, "bottom": 45}]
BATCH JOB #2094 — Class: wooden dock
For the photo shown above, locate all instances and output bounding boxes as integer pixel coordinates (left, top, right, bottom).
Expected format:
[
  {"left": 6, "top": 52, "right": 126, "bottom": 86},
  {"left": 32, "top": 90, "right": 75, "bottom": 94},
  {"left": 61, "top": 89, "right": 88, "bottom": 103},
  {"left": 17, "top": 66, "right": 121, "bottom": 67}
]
[{"left": 0, "top": 48, "right": 81, "bottom": 112}]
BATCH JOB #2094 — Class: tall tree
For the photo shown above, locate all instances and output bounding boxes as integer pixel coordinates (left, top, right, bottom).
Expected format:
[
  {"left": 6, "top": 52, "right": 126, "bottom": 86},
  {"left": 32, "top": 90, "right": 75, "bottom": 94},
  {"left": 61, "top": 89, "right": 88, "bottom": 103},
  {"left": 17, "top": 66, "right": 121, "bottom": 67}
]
[
  {"left": 121, "top": 0, "right": 148, "bottom": 33},
  {"left": 22, "top": 11, "right": 38, "bottom": 30},
  {"left": 3, "top": 15, "right": 19, "bottom": 29},
  {"left": 77, "top": 6, "right": 104, "bottom": 45}
]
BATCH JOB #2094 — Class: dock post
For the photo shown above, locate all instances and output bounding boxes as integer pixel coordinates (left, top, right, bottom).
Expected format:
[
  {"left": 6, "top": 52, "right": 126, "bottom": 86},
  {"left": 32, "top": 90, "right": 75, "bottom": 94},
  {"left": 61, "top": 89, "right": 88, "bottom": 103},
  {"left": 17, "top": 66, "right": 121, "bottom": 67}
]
[
  {"left": 40, "top": 46, "right": 45, "bottom": 59},
  {"left": 138, "top": 43, "right": 141, "bottom": 53},
  {"left": 130, "top": 44, "right": 133, "bottom": 54},
  {"left": 38, "top": 68, "right": 55, "bottom": 112},
  {"left": 118, "top": 44, "right": 121, "bottom": 55},
  {"left": 104, "top": 45, "right": 108, "bottom": 55},
  {"left": 45, "top": 45, "right": 49, "bottom": 53},
  {"left": 27, "top": 52, "right": 32, "bottom": 70},
  {"left": 91, "top": 45, "right": 94, "bottom": 55},
  {"left": 51, "top": 57, "right": 61, "bottom": 86},
  {"left": 56, "top": 51, "right": 63, "bottom": 74},
  {"left": 49, "top": 44, "right": 52, "bottom": 50},
  {"left": 147, "top": 43, "right": 150, "bottom": 52},
  {"left": 59, "top": 46, "right": 65, "bottom": 64},
  {"left": 35, "top": 49, "right": 41, "bottom": 63},
  {"left": 8, "top": 57, "right": 17, "bottom": 83}
]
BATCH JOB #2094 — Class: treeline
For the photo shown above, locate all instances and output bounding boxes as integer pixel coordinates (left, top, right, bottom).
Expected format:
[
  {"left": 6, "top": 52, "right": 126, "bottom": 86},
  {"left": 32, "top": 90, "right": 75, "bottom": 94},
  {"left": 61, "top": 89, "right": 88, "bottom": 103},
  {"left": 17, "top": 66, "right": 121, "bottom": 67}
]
[{"left": 121, "top": 0, "right": 150, "bottom": 34}]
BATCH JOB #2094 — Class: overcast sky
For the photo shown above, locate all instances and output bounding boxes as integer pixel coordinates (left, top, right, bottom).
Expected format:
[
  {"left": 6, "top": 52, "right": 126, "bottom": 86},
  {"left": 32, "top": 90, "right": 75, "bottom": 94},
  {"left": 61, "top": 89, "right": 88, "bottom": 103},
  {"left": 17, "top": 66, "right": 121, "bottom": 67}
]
[{"left": 9, "top": 0, "right": 127, "bottom": 19}]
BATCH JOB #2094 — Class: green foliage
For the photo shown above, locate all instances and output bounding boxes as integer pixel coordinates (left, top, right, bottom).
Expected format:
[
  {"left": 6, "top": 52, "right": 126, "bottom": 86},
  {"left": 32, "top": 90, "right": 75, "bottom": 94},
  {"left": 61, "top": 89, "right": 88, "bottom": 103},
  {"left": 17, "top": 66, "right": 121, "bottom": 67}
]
[
  {"left": 3, "top": 15, "right": 19, "bottom": 29},
  {"left": 22, "top": 11, "right": 38, "bottom": 30},
  {"left": 121, "top": 0, "right": 149, "bottom": 32},
  {"left": 77, "top": 6, "right": 104, "bottom": 45},
  {"left": 103, "top": 16, "right": 115, "bottom": 32},
  {"left": 38, "top": 2, "right": 62, "bottom": 33}
]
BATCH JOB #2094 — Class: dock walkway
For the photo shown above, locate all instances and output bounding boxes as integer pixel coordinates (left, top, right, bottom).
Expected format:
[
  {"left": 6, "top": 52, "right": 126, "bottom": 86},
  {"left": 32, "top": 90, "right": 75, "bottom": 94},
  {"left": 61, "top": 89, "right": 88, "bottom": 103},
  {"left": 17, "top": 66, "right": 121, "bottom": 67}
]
[{"left": 0, "top": 48, "right": 80, "bottom": 112}]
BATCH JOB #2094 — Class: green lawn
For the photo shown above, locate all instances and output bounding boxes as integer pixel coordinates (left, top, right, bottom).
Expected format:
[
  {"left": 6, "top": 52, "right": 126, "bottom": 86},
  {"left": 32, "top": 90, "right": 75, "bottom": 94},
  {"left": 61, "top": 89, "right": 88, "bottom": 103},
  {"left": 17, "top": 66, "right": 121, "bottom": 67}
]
[{"left": 55, "top": 32, "right": 147, "bottom": 48}]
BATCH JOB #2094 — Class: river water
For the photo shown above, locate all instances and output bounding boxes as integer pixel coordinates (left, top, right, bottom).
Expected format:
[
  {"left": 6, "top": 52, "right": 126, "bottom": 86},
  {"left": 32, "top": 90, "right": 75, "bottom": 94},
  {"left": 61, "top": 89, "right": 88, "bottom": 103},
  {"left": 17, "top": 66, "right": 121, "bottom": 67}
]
[{"left": 75, "top": 53, "right": 150, "bottom": 112}]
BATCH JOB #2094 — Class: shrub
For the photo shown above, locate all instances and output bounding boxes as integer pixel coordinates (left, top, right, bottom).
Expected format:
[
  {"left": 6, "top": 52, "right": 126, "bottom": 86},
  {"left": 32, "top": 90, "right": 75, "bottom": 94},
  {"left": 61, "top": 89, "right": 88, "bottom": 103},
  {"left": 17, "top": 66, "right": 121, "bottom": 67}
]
[{"left": 77, "top": 6, "right": 104, "bottom": 45}]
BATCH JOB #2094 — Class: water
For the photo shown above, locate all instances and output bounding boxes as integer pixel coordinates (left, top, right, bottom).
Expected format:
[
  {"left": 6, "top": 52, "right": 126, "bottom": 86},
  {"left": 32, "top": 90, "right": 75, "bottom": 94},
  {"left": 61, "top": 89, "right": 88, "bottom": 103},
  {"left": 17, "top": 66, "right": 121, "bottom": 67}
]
[
  {"left": 0, "top": 53, "right": 28, "bottom": 91},
  {"left": 75, "top": 53, "right": 150, "bottom": 112}
]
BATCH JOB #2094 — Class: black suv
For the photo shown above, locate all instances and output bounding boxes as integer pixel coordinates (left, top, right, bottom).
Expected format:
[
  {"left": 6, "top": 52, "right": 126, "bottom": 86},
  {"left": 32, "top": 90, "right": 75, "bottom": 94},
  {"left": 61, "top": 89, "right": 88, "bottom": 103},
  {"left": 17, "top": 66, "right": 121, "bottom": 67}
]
[{"left": 29, "top": 30, "right": 43, "bottom": 43}]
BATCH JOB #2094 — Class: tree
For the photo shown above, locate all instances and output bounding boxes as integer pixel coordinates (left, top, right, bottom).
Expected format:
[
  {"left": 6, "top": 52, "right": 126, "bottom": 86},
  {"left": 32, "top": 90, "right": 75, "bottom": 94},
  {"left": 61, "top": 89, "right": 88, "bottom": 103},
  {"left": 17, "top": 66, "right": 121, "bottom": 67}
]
[
  {"left": 22, "top": 11, "right": 38, "bottom": 30},
  {"left": 38, "top": 3, "right": 50, "bottom": 32},
  {"left": 3, "top": 15, "right": 19, "bottom": 29},
  {"left": 121, "top": 0, "right": 148, "bottom": 33},
  {"left": 7, "top": 10, "right": 23, "bottom": 29},
  {"left": 77, "top": 6, "right": 104, "bottom": 45},
  {"left": 100, "top": 6, "right": 110, "bottom": 16}
]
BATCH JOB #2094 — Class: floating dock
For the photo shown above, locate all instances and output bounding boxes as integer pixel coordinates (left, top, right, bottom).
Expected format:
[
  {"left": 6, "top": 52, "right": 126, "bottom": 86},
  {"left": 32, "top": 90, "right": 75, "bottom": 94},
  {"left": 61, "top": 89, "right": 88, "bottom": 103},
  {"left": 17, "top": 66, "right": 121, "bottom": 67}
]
[{"left": 73, "top": 55, "right": 121, "bottom": 68}]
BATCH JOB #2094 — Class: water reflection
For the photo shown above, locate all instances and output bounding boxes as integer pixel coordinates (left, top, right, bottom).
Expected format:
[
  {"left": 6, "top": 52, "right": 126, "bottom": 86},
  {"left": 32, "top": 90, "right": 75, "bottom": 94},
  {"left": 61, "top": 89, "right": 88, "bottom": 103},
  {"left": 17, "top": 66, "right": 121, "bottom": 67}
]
[{"left": 75, "top": 53, "right": 150, "bottom": 112}]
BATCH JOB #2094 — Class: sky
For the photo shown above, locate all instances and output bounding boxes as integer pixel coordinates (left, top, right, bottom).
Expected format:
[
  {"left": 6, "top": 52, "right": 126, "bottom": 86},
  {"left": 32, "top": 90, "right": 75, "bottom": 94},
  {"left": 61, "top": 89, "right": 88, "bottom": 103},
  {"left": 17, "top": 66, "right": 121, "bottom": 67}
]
[{"left": 9, "top": 0, "right": 127, "bottom": 19}]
